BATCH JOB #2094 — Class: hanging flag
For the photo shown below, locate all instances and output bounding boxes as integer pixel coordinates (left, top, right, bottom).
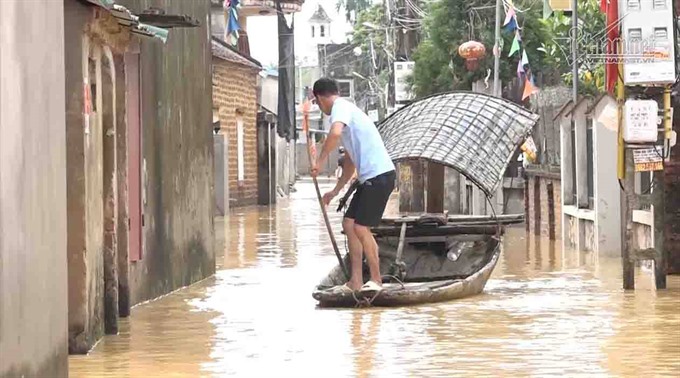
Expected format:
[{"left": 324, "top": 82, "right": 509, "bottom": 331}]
[
  {"left": 503, "top": 4, "right": 518, "bottom": 33},
  {"left": 508, "top": 32, "right": 521, "bottom": 56},
  {"left": 543, "top": 0, "right": 553, "bottom": 19},
  {"left": 503, "top": 16, "right": 518, "bottom": 33},
  {"left": 224, "top": 0, "right": 241, "bottom": 46},
  {"left": 517, "top": 57, "right": 525, "bottom": 80},
  {"left": 503, "top": 6, "right": 516, "bottom": 26},
  {"left": 521, "top": 49, "right": 530, "bottom": 67},
  {"left": 226, "top": 8, "right": 240, "bottom": 34},
  {"left": 522, "top": 76, "right": 539, "bottom": 100}
]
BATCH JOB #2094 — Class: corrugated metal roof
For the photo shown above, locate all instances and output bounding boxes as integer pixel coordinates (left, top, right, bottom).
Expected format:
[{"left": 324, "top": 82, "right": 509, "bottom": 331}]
[
  {"left": 83, "top": 1, "right": 199, "bottom": 43},
  {"left": 377, "top": 91, "right": 540, "bottom": 196},
  {"left": 83, "top": 1, "right": 170, "bottom": 43},
  {"left": 211, "top": 37, "right": 262, "bottom": 70}
]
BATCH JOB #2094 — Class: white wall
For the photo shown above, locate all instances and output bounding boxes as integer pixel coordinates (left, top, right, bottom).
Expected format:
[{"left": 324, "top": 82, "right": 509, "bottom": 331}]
[
  {"left": 561, "top": 95, "right": 622, "bottom": 257},
  {"left": 592, "top": 96, "right": 622, "bottom": 257},
  {"left": 259, "top": 74, "right": 278, "bottom": 114},
  {"left": 247, "top": 0, "right": 353, "bottom": 67}
]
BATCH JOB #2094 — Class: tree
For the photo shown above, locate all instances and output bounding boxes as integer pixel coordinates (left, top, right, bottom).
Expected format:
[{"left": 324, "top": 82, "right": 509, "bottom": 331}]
[
  {"left": 539, "top": 0, "right": 606, "bottom": 95},
  {"left": 410, "top": 0, "right": 561, "bottom": 97},
  {"left": 409, "top": 0, "right": 606, "bottom": 98},
  {"left": 336, "top": 0, "right": 372, "bottom": 23}
]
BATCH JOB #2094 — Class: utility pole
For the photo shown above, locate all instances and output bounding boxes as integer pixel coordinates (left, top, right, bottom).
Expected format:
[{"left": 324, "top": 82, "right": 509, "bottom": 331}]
[
  {"left": 395, "top": 0, "right": 426, "bottom": 213},
  {"left": 493, "top": 0, "right": 501, "bottom": 97},
  {"left": 571, "top": 0, "right": 578, "bottom": 103}
]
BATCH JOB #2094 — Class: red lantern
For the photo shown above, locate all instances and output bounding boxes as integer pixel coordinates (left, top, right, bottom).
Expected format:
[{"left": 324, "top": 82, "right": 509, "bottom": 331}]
[{"left": 458, "top": 41, "right": 486, "bottom": 71}]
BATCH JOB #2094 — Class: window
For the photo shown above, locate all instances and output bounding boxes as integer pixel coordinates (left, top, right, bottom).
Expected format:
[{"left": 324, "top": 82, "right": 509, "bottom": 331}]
[
  {"left": 654, "top": 27, "right": 668, "bottom": 40},
  {"left": 311, "top": 26, "right": 315, "bottom": 38},
  {"left": 586, "top": 118, "right": 594, "bottom": 208},
  {"left": 653, "top": 0, "right": 667, "bottom": 9},
  {"left": 628, "top": 28, "right": 642, "bottom": 41},
  {"left": 627, "top": 0, "right": 641, "bottom": 10},
  {"left": 320, "top": 25, "right": 325, "bottom": 37},
  {"left": 237, "top": 118, "right": 244, "bottom": 182}
]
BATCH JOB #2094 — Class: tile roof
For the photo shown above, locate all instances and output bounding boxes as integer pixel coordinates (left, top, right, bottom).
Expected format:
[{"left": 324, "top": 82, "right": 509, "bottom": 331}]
[{"left": 211, "top": 37, "right": 262, "bottom": 70}]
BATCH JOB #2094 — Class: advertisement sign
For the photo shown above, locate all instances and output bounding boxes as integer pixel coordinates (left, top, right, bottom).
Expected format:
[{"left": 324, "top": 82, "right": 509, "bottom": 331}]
[{"left": 633, "top": 146, "right": 664, "bottom": 172}]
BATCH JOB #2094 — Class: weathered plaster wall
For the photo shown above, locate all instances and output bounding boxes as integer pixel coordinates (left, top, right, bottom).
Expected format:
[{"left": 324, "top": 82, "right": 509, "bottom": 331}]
[
  {"left": 64, "top": 0, "right": 105, "bottom": 353},
  {"left": 120, "top": 0, "right": 215, "bottom": 305},
  {"left": 0, "top": 1, "right": 69, "bottom": 376}
]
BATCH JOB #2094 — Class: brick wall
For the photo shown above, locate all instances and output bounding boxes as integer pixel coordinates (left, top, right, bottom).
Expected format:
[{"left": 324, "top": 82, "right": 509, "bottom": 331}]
[
  {"left": 554, "top": 181, "right": 562, "bottom": 239},
  {"left": 665, "top": 162, "right": 680, "bottom": 274},
  {"left": 527, "top": 176, "right": 538, "bottom": 235},
  {"left": 540, "top": 179, "right": 550, "bottom": 238},
  {"left": 525, "top": 167, "right": 562, "bottom": 240},
  {"left": 212, "top": 59, "right": 259, "bottom": 207}
]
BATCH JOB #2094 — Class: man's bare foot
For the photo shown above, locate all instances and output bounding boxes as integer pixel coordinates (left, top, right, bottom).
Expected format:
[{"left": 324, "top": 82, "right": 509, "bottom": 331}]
[{"left": 347, "top": 280, "right": 363, "bottom": 291}]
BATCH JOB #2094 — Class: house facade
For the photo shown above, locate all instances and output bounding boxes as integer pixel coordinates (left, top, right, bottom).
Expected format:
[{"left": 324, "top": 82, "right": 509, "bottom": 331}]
[
  {"left": 63, "top": 0, "right": 215, "bottom": 354},
  {"left": 212, "top": 37, "right": 262, "bottom": 207},
  {"left": 2, "top": 0, "right": 217, "bottom": 369}
]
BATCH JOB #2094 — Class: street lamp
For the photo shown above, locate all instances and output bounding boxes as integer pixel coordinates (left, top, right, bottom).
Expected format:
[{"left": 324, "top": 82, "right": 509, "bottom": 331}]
[{"left": 362, "top": 22, "right": 380, "bottom": 30}]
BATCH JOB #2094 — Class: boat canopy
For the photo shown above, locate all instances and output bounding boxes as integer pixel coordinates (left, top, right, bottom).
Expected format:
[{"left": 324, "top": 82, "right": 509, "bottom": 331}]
[{"left": 377, "top": 91, "right": 540, "bottom": 196}]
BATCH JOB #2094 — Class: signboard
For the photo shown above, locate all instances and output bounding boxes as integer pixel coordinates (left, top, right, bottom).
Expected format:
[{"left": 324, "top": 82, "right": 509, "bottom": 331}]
[
  {"left": 624, "top": 99, "right": 658, "bottom": 143},
  {"left": 368, "top": 109, "right": 379, "bottom": 122},
  {"left": 633, "top": 146, "right": 664, "bottom": 172},
  {"left": 520, "top": 136, "right": 537, "bottom": 163},
  {"left": 620, "top": 0, "right": 676, "bottom": 85},
  {"left": 394, "top": 61, "right": 415, "bottom": 103}
]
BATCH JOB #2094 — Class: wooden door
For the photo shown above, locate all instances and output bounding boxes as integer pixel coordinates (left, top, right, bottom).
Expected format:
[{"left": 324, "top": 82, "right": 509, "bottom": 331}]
[{"left": 125, "top": 53, "right": 142, "bottom": 262}]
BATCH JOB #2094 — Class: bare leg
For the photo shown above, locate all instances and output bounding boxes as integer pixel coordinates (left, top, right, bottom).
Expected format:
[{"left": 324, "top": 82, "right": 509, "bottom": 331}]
[
  {"left": 354, "top": 224, "right": 381, "bottom": 285},
  {"left": 343, "top": 218, "right": 364, "bottom": 290}
]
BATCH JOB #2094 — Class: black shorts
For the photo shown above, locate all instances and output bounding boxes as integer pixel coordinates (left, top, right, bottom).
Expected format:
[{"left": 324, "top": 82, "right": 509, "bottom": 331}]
[{"left": 345, "top": 170, "right": 396, "bottom": 227}]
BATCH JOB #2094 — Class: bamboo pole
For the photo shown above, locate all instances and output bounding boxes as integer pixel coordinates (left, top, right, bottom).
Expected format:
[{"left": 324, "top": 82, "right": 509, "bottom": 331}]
[{"left": 302, "top": 100, "right": 349, "bottom": 280}]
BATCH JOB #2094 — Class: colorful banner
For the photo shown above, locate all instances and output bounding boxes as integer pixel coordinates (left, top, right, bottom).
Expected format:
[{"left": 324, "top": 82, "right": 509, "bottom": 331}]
[{"left": 504, "top": 2, "right": 539, "bottom": 100}]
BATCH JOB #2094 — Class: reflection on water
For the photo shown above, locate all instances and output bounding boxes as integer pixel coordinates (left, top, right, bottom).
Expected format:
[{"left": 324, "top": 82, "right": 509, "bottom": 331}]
[{"left": 70, "top": 178, "right": 680, "bottom": 377}]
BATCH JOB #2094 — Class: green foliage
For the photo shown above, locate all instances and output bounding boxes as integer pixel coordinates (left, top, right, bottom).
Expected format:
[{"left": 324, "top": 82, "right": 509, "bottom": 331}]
[
  {"left": 336, "top": 0, "right": 372, "bottom": 23},
  {"left": 409, "top": 0, "right": 607, "bottom": 98},
  {"left": 539, "top": 0, "right": 606, "bottom": 95},
  {"left": 411, "top": 0, "right": 561, "bottom": 97}
]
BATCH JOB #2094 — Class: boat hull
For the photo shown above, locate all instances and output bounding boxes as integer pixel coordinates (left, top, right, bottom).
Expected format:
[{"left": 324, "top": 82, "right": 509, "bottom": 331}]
[{"left": 312, "top": 235, "right": 501, "bottom": 308}]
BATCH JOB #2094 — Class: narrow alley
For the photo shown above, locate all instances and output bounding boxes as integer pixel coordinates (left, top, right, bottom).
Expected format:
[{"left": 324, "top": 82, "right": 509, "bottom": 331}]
[{"left": 68, "top": 179, "right": 680, "bottom": 377}]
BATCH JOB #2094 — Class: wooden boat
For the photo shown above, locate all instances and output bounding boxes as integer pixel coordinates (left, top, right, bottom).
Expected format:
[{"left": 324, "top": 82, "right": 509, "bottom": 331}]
[
  {"left": 312, "top": 92, "right": 539, "bottom": 308},
  {"left": 312, "top": 214, "right": 524, "bottom": 308}
]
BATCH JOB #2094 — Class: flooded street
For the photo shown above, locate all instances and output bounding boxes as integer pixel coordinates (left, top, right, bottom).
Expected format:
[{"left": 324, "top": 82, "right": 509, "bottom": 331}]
[{"left": 70, "top": 178, "right": 680, "bottom": 377}]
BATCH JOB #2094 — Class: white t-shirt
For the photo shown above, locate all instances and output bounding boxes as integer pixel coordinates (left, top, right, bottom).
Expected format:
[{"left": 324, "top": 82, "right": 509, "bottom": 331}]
[{"left": 330, "top": 98, "right": 395, "bottom": 183}]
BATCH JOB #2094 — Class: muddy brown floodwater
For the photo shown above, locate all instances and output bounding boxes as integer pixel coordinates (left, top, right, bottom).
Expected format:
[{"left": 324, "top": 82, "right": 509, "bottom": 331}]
[{"left": 70, "top": 178, "right": 680, "bottom": 377}]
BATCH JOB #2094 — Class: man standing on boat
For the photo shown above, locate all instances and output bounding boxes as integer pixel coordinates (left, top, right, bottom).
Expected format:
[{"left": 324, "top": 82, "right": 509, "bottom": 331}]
[{"left": 310, "top": 78, "right": 396, "bottom": 293}]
